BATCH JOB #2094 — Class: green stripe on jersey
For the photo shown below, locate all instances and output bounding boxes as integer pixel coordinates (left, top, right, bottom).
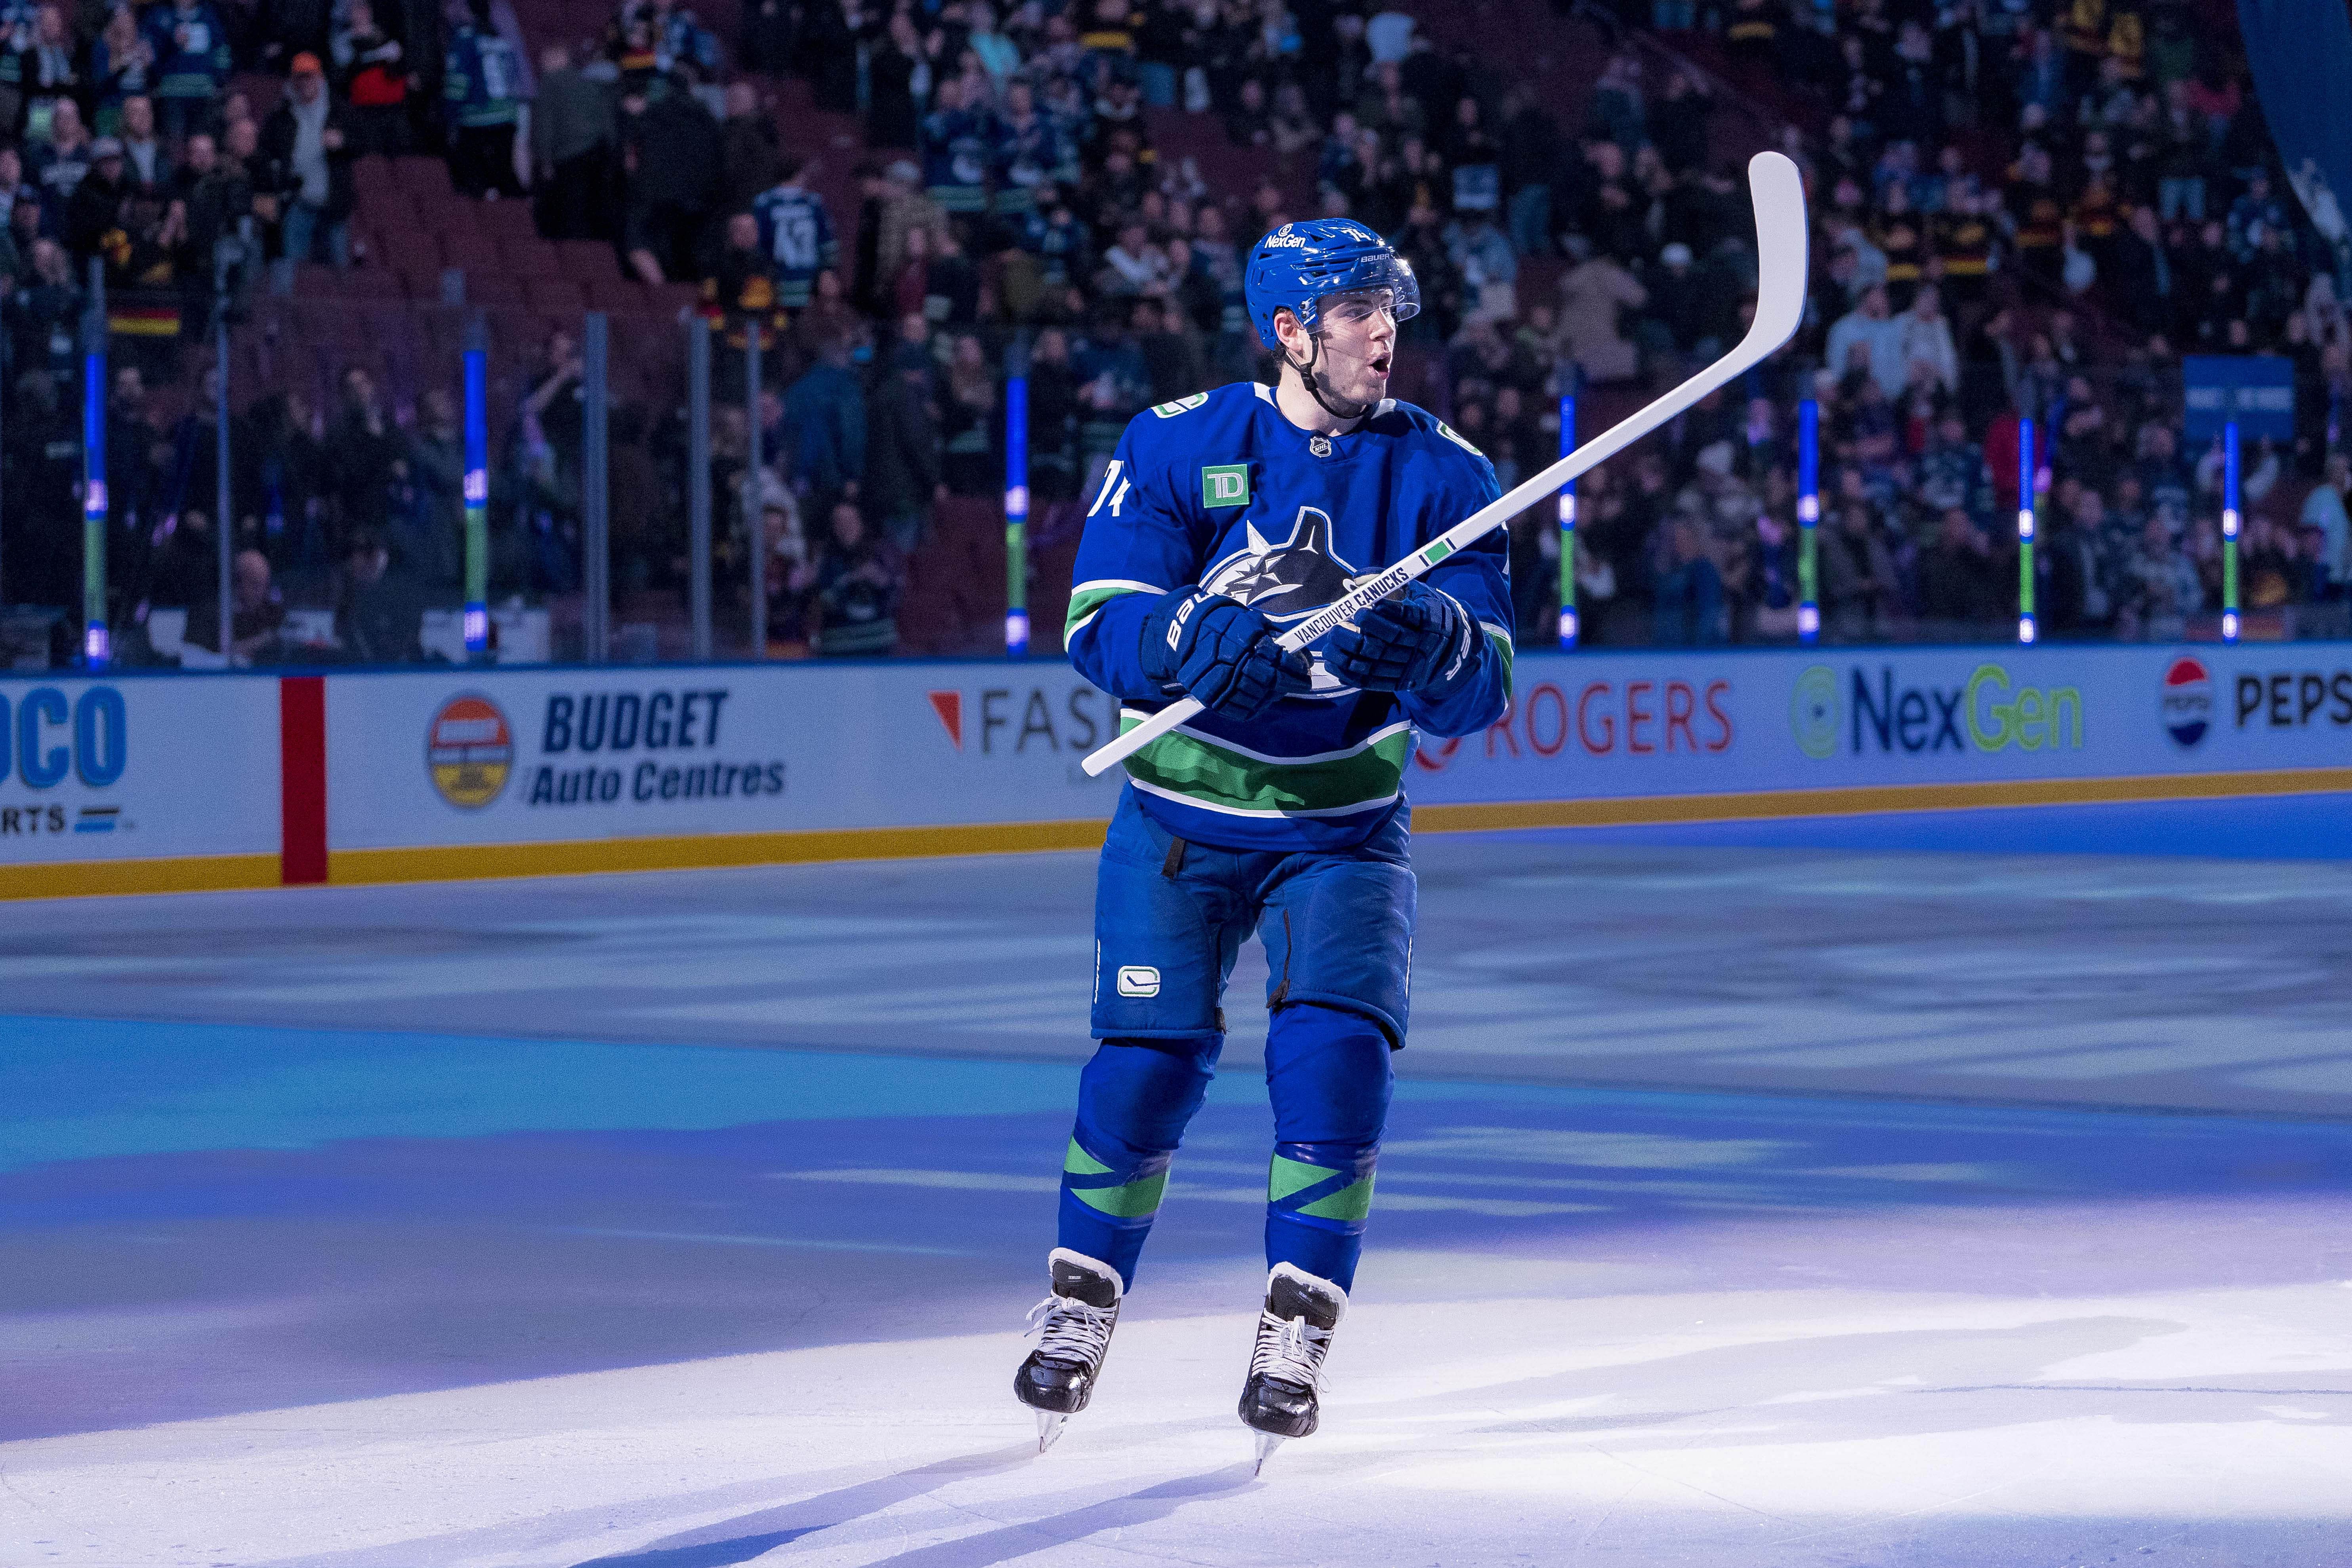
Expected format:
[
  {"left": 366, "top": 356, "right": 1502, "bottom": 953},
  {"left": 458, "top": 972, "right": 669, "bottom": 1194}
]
[
  {"left": 1124, "top": 722, "right": 1413, "bottom": 817},
  {"left": 1066, "top": 582, "right": 1157, "bottom": 638},
  {"left": 1485, "top": 626, "right": 1515, "bottom": 692}
]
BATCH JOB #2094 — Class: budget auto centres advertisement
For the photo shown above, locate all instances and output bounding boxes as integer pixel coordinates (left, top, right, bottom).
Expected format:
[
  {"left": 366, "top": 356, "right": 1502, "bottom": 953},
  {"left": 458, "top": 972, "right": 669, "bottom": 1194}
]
[
  {"left": 324, "top": 663, "right": 1130, "bottom": 849},
  {"left": 0, "top": 673, "right": 279, "bottom": 866}
]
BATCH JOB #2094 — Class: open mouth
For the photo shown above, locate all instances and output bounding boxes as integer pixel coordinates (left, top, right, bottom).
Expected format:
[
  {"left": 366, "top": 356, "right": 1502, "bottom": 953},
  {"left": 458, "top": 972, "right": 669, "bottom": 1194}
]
[{"left": 1369, "top": 353, "right": 1392, "bottom": 378}]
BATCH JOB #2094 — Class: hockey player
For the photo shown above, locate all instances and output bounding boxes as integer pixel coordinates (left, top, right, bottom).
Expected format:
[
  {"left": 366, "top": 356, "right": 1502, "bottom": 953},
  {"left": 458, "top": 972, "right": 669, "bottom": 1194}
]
[{"left": 1014, "top": 219, "right": 1514, "bottom": 1467}]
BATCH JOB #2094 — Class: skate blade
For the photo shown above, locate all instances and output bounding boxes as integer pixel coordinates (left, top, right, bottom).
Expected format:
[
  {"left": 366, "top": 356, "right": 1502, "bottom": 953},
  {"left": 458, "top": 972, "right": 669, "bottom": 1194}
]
[
  {"left": 1035, "top": 1411, "right": 1070, "bottom": 1453},
  {"left": 1251, "top": 1431, "right": 1285, "bottom": 1475}
]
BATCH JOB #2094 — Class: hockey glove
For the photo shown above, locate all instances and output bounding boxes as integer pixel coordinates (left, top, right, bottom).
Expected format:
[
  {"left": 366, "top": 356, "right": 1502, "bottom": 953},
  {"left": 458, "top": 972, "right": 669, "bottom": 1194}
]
[
  {"left": 1325, "top": 580, "right": 1471, "bottom": 694},
  {"left": 1139, "top": 588, "right": 1312, "bottom": 721}
]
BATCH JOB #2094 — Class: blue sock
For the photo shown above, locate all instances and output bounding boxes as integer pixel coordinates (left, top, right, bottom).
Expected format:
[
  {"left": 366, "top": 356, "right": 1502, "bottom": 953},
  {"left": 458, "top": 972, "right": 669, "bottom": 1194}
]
[
  {"left": 1057, "top": 1036, "right": 1217, "bottom": 1290},
  {"left": 1263, "top": 1002, "right": 1393, "bottom": 1293}
]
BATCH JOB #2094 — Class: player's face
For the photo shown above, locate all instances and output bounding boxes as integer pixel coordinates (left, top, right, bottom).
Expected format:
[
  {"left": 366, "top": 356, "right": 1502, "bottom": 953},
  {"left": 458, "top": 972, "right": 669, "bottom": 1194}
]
[{"left": 1307, "top": 288, "right": 1397, "bottom": 404}]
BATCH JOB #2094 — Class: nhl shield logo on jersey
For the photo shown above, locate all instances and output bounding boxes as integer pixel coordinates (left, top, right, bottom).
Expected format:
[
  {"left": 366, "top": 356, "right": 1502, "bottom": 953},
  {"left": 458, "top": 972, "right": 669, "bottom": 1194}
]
[{"left": 1202, "top": 507, "right": 1359, "bottom": 626}]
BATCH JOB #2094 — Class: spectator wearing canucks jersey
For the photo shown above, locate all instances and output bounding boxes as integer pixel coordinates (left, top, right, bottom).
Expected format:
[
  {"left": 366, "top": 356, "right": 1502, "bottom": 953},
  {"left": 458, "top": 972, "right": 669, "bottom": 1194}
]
[
  {"left": 444, "top": 0, "right": 524, "bottom": 198},
  {"left": 919, "top": 77, "right": 998, "bottom": 217},
  {"left": 142, "top": 0, "right": 230, "bottom": 144},
  {"left": 752, "top": 159, "right": 837, "bottom": 311}
]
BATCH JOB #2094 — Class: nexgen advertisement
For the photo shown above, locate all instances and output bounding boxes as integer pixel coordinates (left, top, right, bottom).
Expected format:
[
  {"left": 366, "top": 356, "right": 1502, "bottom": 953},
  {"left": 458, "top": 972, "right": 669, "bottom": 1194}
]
[{"left": 1406, "top": 646, "right": 2352, "bottom": 804}]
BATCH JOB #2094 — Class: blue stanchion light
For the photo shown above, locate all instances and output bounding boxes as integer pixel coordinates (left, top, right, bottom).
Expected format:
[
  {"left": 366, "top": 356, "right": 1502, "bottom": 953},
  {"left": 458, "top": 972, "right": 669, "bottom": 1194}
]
[
  {"left": 82, "top": 351, "right": 108, "bottom": 667},
  {"left": 2018, "top": 416, "right": 2037, "bottom": 645},
  {"left": 1797, "top": 398, "right": 1819, "bottom": 643},
  {"left": 1006, "top": 372, "right": 1030, "bottom": 657},
  {"left": 463, "top": 348, "right": 489, "bottom": 655},
  {"left": 1557, "top": 393, "right": 1577, "bottom": 647},
  {"left": 2222, "top": 420, "right": 2241, "bottom": 644}
]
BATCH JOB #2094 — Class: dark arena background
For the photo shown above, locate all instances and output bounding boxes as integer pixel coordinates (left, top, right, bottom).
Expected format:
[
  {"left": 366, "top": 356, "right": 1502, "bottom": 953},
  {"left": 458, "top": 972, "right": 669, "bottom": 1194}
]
[{"left": 4, "top": 0, "right": 2352, "bottom": 1560}]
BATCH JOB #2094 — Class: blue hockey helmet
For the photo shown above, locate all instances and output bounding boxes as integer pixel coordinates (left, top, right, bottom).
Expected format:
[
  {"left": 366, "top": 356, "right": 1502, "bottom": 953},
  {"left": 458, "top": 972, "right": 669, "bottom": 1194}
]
[{"left": 1244, "top": 220, "right": 1421, "bottom": 351}]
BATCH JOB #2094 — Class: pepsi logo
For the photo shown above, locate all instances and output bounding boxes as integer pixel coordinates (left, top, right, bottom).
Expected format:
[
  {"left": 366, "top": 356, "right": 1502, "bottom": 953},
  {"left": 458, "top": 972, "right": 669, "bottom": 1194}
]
[{"left": 2160, "top": 655, "right": 2212, "bottom": 749}]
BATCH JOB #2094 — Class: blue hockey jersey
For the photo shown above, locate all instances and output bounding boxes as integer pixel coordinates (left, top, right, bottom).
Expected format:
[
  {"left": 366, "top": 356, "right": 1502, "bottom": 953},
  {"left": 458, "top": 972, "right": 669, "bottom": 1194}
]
[
  {"left": 751, "top": 183, "right": 838, "bottom": 309},
  {"left": 1067, "top": 381, "right": 1514, "bottom": 852}
]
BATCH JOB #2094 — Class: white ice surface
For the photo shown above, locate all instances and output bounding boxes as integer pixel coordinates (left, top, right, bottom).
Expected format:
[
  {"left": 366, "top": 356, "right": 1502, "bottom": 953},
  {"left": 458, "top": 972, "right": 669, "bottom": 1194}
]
[{"left": 6, "top": 1266, "right": 2348, "bottom": 1568}]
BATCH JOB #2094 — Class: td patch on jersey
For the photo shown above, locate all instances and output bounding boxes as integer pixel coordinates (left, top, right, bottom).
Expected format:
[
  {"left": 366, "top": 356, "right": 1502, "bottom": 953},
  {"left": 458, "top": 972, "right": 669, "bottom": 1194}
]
[{"left": 1202, "top": 464, "right": 1251, "bottom": 507}]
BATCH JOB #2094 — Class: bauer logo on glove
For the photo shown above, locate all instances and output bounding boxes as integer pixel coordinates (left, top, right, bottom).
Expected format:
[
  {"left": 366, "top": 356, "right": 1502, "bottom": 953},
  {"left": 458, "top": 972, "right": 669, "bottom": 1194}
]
[{"left": 1324, "top": 579, "right": 1472, "bottom": 696}]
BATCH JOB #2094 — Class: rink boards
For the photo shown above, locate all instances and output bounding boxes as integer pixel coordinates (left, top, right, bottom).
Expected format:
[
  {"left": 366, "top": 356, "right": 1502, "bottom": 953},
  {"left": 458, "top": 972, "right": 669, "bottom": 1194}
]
[{"left": 3, "top": 642, "right": 2348, "bottom": 897}]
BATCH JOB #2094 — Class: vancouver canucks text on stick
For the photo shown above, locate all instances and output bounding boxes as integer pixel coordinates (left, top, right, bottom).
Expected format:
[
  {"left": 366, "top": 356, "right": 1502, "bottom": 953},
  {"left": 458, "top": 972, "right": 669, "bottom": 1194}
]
[{"left": 1017, "top": 219, "right": 1513, "bottom": 1466}]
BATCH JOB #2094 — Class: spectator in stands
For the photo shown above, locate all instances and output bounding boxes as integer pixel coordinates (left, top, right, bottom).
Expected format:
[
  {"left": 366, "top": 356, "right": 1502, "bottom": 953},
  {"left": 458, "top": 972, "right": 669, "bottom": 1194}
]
[
  {"left": 1557, "top": 248, "right": 1644, "bottom": 383},
  {"left": 1651, "top": 516, "right": 1723, "bottom": 645},
  {"left": 397, "top": 388, "right": 466, "bottom": 591},
  {"left": 145, "top": 0, "right": 231, "bottom": 145},
  {"left": 261, "top": 53, "right": 354, "bottom": 287},
  {"left": 865, "top": 10, "right": 922, "bottom": 151},
  {"left": 92, "top": 9, "right": 156, "bottom": 139},
  {"left": 330, "top": 0, "right": 409, "bottom": 157},
  {"left": 174, "top": 130, "right": 243, "bottom": 319},
  {"left": 185, "top": 546, "right": 286, "bottom": 660},
  {"left": 705, "top": 210, "right": 782, "bottom": 382},
  {"left": 809, "top": 498, "right": 902, "bottom": 655},
  {"left": 620, "top": 74, "right": 720, "bottom": 283},
  {"left": 864, "top": 339, "right": 942, "bottom": 551},
  {"left": 750, "top": 153, "right": 834, "bottom": 309},
  {"left": 2115, "top": 513, "right": 2202, "bottom": 640},
  {"left": 65, "top": 137, "right": 126, "bottom": 258},
  {"left": 1821, "top": 501, "right": 1901, "bottom": 641},
  {"left": 719, "top": 80, "right": 780, "bottom": 210},
  {"left": 444, "top": 0, "right": 524, "bottom": 197},
  {"left": 1826, "top": 284, "right": 1905, "bottom": 399},
  {"left": 147, "top": 505, "right": 219, "bottom": 610},
  {"left": 13, "top": 6, "right": 88, "bottom": 146},
  {"left": 782, "top": 330, "right": 865, "bottom": 517},
  {"left": 117, "top": 97, "right": 166, "bottom": 190},
  {"left": 34, "top": 98, "right": 96, "bottom": 218},
  {"left": 1915, "top": 506, "right": 1999, "bottom": 634},
  {"left": 330, "top": 365, "right": 404, "bottom": 539},
  {"left": 2300, "top": 450, "right": 2350, "bottom": 586},
  {"left": 530, "top": 43, "right": 612, "bottom": 241},
  {"left": 334, "top": 527, "right": 427, "bottom": 660},
  {"left": 939, "top": 332, "right": 996, "bottom": 497}
]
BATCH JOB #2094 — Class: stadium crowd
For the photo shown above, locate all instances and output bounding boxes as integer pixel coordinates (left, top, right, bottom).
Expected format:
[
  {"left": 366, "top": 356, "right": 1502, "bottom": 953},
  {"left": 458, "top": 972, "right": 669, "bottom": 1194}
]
[{"left": 0, "top": 0, "right": 2345, "bottom": 664}]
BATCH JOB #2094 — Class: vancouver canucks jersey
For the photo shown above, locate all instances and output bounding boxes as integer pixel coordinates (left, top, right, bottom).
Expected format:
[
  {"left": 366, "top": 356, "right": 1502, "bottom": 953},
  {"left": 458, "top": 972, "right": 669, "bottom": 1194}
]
[
  {"left": 751, "top": 183, "right": 838, "bottom": 309},
  {"left": 1067, "top": 381, "right": 1513, "bottom": 852}
]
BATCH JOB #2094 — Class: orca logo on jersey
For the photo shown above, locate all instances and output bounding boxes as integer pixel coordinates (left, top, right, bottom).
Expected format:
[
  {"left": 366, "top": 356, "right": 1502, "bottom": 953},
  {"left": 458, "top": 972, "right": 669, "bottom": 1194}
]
[{"left": 1201, "top": 507, "right": 1359, "bottom": 626}]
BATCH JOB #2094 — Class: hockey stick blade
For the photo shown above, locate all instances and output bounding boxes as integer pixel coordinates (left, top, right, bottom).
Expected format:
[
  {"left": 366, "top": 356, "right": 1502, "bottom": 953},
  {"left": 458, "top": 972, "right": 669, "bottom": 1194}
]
[{"left": 1080, "top": 150, "right": 1808, "bottom": 780}]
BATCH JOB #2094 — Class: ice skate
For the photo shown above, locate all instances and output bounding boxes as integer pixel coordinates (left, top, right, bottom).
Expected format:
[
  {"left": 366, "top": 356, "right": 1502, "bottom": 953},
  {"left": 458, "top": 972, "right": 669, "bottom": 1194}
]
[
  {"left": 1238, "top": 1262, "right": 1346, "bottom": 1473},
  {"left": 1013, "top": 1248, "right": 1122, "bottom": 1451}
]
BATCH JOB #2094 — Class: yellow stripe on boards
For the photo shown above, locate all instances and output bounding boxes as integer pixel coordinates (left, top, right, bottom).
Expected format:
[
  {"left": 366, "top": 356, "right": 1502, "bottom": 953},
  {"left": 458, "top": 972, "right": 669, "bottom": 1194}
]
[
  {"left": 0, "top": 853, "right": 282, "bottom": 901},
  {"left": 326, "top": 818, "right": 1114, "bottom": 887},
  {"left": 1408, "top": 767, "right": 2352, "bottom": 835},
  {"left": 6, "top": 767, "right": 2346, "bottom": 902}
]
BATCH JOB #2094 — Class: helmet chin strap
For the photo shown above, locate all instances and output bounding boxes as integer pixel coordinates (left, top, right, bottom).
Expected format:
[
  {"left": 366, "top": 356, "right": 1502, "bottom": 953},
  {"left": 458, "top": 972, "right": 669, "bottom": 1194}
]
[{"left": 1284, "top": 328, "right": 1375, "bottom": 426}]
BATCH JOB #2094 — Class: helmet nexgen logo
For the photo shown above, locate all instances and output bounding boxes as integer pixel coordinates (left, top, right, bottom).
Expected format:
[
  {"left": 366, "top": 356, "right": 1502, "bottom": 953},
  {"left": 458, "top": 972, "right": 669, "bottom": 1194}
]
[{"left": 1829, "top": 664, "right": 2086, "bottom": 755}]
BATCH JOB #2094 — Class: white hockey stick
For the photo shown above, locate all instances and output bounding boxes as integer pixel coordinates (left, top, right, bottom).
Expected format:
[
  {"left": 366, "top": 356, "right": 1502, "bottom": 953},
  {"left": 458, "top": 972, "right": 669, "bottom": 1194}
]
[{"left": 1079, "top": 149, "right": 1810, "bottom": 780}]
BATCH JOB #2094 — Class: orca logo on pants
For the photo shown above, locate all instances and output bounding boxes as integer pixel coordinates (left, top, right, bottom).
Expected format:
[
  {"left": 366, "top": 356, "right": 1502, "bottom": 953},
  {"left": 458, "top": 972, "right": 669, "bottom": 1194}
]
[{"left": 1116, "top": 966, "right": 1162, "bottom": 998}]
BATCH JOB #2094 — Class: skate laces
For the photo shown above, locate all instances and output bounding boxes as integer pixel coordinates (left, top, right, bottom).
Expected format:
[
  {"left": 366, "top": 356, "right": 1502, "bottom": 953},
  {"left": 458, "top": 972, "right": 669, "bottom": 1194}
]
[
  {"left": 1250, "top": 1308, "right": 1332, "bottom": 1393},
  {"left": 1026, "top": 1291, "right": 1116, "bottom": 1368}
]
